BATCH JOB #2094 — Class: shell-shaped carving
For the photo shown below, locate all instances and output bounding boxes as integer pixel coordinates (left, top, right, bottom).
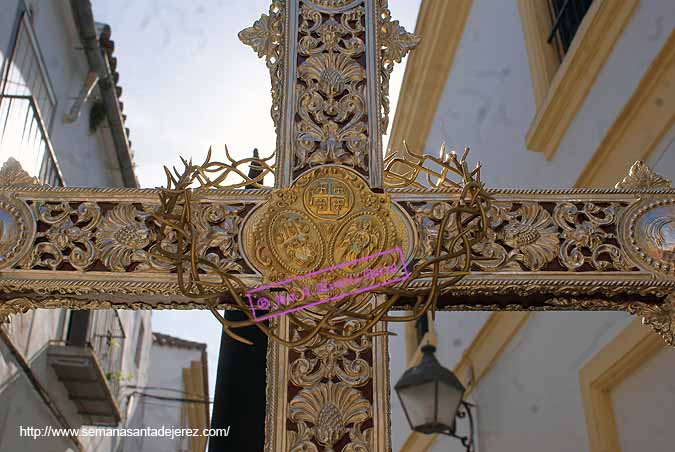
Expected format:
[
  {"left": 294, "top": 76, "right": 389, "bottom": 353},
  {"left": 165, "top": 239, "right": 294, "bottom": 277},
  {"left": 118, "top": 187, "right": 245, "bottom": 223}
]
[
  {"left": 289, "top": 381, "right": 372, "bottom": 449},
  {"left": 298, "top": 53, "right": 365, "bottom": 98}
]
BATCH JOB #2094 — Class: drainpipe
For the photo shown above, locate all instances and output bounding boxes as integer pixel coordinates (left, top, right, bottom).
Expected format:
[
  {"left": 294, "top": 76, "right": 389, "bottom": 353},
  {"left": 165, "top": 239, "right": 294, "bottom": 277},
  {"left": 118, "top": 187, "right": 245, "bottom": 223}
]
[{"left": 69, "top": 0, "right": 137, "bottom": 188}]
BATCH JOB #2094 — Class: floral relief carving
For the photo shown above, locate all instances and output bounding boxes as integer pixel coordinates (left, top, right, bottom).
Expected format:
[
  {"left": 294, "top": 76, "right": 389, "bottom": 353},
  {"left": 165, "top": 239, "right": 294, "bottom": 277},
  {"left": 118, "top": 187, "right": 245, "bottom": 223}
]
[
  {"left": 15, "top": 200, "right": 247, "bottom": 275},
  {"left": 407, "top": 200, "right": 640, "bottom": 273},
  {"left": 96, "top": 204, "right": 153, "bottom": 272},
  {"left": 497, "top": 203, "right": 559, "bottom": 271},
  {"left": 286, "top": 317, "right": 375, "bottom": 452},
  {"left": 143, "top": 204, "right": 245, "bottom": 275}
]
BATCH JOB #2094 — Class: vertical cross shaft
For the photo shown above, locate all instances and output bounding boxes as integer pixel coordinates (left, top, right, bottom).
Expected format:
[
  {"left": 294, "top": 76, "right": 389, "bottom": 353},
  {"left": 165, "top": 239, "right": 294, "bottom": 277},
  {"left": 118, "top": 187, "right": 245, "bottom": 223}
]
[
  {"left": 240, "top": 0, "right": 418, "bottom": 189},
  {"left": 239, "top": 2, "right": 418, "bottom": 451}
]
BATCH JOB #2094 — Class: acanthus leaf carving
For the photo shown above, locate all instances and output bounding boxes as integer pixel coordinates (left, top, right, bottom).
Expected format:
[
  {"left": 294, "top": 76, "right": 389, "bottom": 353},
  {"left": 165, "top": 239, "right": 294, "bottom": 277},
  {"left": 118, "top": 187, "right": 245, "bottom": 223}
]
[{"left": 616, "top": 161, "right": 672, "bottom": 190}]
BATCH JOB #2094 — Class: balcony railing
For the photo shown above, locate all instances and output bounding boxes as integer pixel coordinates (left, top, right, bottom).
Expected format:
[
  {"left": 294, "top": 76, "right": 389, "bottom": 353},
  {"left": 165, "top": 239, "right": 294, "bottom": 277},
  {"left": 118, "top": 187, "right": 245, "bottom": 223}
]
[
  {"left": 0, "top": 94, "right": 63, "bottom": 186},
  {"left": 48, "top": 310, "right": 126, "bottom": 426}
]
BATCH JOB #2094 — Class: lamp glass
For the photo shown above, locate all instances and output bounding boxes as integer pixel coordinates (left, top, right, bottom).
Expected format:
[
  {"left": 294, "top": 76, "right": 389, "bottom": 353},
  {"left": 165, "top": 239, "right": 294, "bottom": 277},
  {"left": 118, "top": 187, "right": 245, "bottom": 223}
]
[
  {"left": 397, "top": 380, "right": 437, "bottom": 428},
  {"left": 437, "top": 378, "right": 465, "bottom": 428}
]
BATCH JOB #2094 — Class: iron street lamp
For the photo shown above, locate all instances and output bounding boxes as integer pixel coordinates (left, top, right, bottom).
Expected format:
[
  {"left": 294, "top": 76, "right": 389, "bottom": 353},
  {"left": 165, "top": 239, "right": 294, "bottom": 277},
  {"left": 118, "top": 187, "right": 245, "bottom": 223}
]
[{"left": 395, "top": 344, "right": 475, "bottom": 451}]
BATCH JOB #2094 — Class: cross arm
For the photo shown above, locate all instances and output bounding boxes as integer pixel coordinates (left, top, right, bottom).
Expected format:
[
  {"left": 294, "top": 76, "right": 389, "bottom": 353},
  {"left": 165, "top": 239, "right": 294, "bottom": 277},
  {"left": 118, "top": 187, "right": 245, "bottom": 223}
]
[
  {"left": 0, "top": 159, "right": 266, "bottom": 319},
  {"left": 385, "top": 158, "right": 675, "bottom": 345}
]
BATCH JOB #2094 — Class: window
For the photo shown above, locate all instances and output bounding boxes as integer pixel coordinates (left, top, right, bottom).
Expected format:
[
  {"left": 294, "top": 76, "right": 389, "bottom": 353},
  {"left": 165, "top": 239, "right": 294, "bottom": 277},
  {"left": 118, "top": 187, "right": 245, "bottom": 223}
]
[
  {"left": 519, "top": 0, "right": 638, "bottom": 158},
  {"left": 0, "top": 12, "right": 62, "bottom": 185},
  {"left": 135, "top": 320, "right": 145, "bottom": 368},
  {"left": 547, "top": 0, "right": 594, "bottom": 60}
]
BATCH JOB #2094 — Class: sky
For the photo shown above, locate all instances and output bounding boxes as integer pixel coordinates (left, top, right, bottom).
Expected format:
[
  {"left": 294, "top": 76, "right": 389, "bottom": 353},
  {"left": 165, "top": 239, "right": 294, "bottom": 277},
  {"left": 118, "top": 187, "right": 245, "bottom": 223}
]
[{"left": 91, "top": 0, "right": 421, "bottom": 401}]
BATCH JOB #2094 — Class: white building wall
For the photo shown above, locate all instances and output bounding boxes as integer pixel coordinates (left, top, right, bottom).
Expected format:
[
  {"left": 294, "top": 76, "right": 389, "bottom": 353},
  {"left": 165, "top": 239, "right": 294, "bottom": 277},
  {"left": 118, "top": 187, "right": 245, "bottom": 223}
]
[
  {"left": 391, "top": 0, "right": 675, "bottom": 451},
  {"left": 28, "top": 0, "right": 125, "bottom": 188},
  {"left": 611, "top": 346, "right": 675, "bottom": 452},
  {"left": 0, "top": 2, "right": 147, "bottom": 452},
  {"left": 424, "top": 0, "right": 674, "bottom": 189},
  {"left": 122, "top": 342, "right": 204, "bottom": 452}
]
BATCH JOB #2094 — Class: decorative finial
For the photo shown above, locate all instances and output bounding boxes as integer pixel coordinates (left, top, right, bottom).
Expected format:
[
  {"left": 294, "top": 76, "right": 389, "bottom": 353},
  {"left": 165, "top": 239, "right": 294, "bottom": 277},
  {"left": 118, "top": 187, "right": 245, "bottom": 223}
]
[
  {"left": 0, "top": 158, "right": 39, "bottom": 186},
  {"left": 239, "top": 2, "right": 284, "bottom": 131},
  {"left": 379, "top": 4, "right": 420, "bottom": 132},
  {"left": 615, "top": 161, "right": 671, "bottom": 190}
]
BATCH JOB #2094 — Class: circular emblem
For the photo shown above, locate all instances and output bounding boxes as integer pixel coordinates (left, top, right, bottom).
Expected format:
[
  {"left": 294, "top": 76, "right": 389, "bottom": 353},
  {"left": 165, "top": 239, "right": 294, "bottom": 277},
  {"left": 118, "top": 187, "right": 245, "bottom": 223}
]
[
  {"left": 0, "top": 195, "right": 36, "bottom": 270},
  {"left": 331, "top": 212, "right": 386, "bottom": 273},
  {"left": 268, "top": 210, "right": 323, "bottom": 274},
  {"left": 241, "top": 166, "right": 416, "bottom": 284},
  {"left": 620, "top": 198, "right": 675, "bottom": 275},
  {"left": 303, "top": 177, "right": 354, "bottom": 220}
]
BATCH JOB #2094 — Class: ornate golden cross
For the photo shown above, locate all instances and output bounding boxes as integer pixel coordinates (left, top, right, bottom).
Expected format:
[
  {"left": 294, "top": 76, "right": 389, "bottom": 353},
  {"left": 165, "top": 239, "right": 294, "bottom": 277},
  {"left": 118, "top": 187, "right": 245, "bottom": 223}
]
[{"left": 0, "top": 1, "right": 673, "bottom": 450}]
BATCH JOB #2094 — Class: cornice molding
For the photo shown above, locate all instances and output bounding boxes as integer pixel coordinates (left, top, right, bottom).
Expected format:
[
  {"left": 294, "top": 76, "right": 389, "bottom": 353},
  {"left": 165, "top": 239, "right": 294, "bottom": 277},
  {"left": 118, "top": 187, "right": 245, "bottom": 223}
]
[
  {"left": 576, "top": 29, "right": 675, "bottom": 187},
  {"left": 386, "top": 0, "right": 474, "bottom": 158},
  {"left": 579, "top": 318, "right": 665, "bottom": 452},
  {"left": 525, "top": 0, "right": 640, "bottom": 159}
]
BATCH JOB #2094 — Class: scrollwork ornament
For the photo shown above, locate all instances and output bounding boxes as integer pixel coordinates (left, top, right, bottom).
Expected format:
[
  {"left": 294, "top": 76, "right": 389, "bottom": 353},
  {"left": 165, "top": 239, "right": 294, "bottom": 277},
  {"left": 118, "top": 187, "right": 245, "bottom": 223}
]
[
  {"left": 290, "top": 335, "right": 371, "bottom": 387},
  {"left": 553, "top": 202, "right": 630, "bottom": 271}
]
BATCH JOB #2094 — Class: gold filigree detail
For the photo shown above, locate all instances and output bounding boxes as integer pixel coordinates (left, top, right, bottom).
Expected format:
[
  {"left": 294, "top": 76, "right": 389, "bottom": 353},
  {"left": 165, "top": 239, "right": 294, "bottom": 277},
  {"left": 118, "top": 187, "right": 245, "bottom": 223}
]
[
  {"left": 295, "top": 3, "right": 369, "bottom": 174},
  {"left": 554, "top": 202, "right": 630, "bottom": 271},
  {"left": 291, "top": 330, "right": 371, "bottom": 387},
  {"left": 0, "top": 158, "right": 39, "bottom": 185},
  {"left": 616, "top": 161, "right": 672, "bottom": 190},
  {"left": 25, "top": 201, "right": 101, "bottom": 271}
]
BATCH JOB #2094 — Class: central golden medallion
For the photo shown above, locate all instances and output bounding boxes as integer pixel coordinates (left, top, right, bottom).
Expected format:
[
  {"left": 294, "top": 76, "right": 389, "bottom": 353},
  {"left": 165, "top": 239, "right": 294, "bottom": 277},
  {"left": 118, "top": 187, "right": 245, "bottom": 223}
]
[{"left": 242, "top": 166, "right": 413, "bottom": 284}]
